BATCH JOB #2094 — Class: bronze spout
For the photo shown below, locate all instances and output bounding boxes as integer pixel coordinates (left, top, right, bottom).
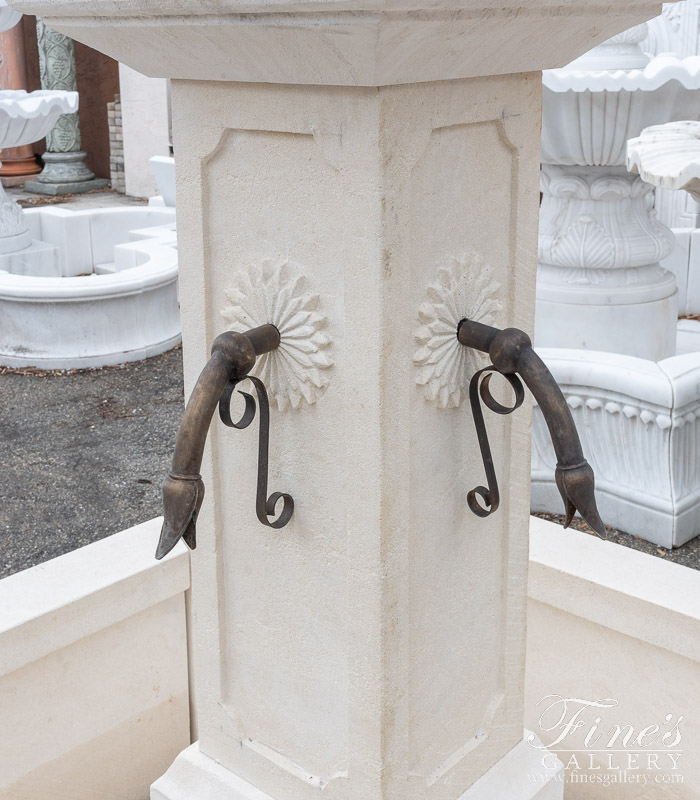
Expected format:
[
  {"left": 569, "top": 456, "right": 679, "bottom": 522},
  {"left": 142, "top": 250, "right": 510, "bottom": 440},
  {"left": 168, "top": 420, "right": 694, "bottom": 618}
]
[
  {"left": 156, "top": 324, "right": 285, "bottom": 560},
  {"left": 457, "top": 319, "right": 606, "bottom": 538}
]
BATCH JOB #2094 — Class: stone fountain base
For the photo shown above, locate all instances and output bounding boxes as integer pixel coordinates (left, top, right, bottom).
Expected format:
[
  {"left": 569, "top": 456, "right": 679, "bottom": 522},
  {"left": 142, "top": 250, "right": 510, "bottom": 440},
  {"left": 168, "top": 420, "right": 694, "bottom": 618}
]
[
  {"left": 153, "top": 738, "right": 563, "bottom": 800},
  {"left": 24, "top": 151, "right": 110, "bottom": 194},
  {"left": 24, "top": 176, "right": 110, "bottom": 196},
  {"left": 531, "top": 345, "right": 700, "bottom": 548}
]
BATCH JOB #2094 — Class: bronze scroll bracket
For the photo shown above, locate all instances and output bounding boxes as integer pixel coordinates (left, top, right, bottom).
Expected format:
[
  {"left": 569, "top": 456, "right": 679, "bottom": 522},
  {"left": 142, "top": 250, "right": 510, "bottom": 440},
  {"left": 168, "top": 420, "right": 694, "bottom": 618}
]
[
  {"left": 155, "top": 324, "right": 293, "bottom": 560},
  {"left": 457, "top": 318, "right": 606, "bottom": 538}
]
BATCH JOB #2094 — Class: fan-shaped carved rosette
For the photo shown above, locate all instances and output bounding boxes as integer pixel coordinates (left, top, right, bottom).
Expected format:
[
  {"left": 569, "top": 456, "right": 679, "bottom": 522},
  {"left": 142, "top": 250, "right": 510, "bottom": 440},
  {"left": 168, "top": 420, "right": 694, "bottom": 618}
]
[
  {"left": 551, "top": 217, "right": 615, "bottom": 270},
  {"left": 221, "top": 258, "right": 333, "bottom": 411},
  {"left": 413, "top": 255, "right": 503, "bottom": 409}
]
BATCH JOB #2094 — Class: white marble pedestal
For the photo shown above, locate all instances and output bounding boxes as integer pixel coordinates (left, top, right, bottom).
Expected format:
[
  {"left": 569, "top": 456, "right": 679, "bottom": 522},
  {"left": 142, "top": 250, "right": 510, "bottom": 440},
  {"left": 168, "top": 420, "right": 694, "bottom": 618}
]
[{"left": 8, "top": 0, "right": 665, "bottom": 797}]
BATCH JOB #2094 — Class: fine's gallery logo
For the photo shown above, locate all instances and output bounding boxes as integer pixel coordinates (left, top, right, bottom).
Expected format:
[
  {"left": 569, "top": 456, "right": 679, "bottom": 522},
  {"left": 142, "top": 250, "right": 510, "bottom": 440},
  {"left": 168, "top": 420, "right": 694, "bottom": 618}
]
[{"left": 528, "top": 696, "right": 684, "bottom": 789}]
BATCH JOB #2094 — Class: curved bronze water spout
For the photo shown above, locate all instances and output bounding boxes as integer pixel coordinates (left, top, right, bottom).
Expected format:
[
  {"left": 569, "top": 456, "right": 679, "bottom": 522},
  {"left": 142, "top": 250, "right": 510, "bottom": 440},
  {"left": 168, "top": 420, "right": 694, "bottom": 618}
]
[
  {"left": 155, "top": 324, "right": 289, "bottom": 560},
  {"left": 457, "top": 318, "right": 606, "bottom": 538}
]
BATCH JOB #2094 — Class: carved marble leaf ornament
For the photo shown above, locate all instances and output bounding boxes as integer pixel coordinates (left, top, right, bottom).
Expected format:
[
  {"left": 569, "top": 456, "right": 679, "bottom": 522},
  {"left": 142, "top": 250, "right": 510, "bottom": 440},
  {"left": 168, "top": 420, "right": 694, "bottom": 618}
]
[
  {"left": 221, "top": 258, "right": 333, "bottom": 411},
  {"left": 414, "top": 254, "right": 502, "bottom": 408}
]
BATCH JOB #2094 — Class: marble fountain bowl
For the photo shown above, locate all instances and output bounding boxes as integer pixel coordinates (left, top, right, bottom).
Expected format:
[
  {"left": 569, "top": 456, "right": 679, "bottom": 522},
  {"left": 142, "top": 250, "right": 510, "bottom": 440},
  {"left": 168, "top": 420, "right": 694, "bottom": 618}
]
[
  {"left": 0, "top": 206, "right": 180, "bottom": 369},
  {"left": 541, "top": 55, "right": 700, "bottom": 167},
  {"left": 0, "top": 90, "right": 77, "bottom": 148}
]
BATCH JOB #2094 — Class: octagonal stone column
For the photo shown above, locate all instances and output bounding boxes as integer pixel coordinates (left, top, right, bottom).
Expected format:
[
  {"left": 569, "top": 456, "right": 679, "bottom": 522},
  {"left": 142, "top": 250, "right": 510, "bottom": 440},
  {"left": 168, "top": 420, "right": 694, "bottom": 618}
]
[{"left": 5, "top": 2, "right": 665, "bottom": 799}]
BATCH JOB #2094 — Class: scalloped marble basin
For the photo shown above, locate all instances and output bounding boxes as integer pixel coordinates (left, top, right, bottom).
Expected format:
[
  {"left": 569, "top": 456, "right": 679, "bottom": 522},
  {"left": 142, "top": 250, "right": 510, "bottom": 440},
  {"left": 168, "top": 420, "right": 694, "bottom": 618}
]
[
  {"left": 542, "top": 55, "right": 700, "bottom": 166},
  {"left": 0, "top": 89, "right": 78, "bottom": 149},
  {"left": 541, "top": 21, "right": 700, "bottom": 168},
  {"left": 0, "top": 0, "right": 21, "bottom": 32},
  {"left": 627, "top": 120, "right": 700, "bottom": 202}
]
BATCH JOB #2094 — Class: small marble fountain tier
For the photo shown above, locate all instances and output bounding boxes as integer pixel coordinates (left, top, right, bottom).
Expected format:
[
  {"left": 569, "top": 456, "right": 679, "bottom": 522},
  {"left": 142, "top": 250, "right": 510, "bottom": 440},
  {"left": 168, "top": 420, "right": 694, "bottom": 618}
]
[
  {"left": 0, "top": 85, "right": 179, "bottom": 369},
  {"left": 0, "top": 206, "right": 179, "bottom": 368},
  {"left": 532, "top": 25, "right": 700, "bottom": 548},
  {"left": 628, "top": 121, "right": 700, "bottom": 355},
  {"left": 628, "top": 120, "right": 700, "bottom": 201},
  {"left": 0, "top": 90, "right": 78, "bottom": 255},
  {"left": 537, "top": 36, "right": 700, "bottom": 360}
]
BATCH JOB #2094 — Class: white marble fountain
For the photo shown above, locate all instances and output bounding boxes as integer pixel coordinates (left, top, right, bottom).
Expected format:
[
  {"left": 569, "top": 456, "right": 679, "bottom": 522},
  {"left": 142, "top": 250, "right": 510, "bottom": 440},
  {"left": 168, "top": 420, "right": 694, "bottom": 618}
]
[
  {"left": 531, "top": 24, "right": 700, "bottom": 548},
  {"left": 0, "top": 3, "right": 179, "bottom": 369}
]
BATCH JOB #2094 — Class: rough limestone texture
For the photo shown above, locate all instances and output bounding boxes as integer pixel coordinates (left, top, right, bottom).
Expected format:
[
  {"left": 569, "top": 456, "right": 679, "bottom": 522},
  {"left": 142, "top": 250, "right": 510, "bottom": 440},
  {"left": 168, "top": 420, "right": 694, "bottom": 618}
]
[
  {"left": 0, "top": 1, "right": 668, "bottom": 799},
  {"left": 168, "top": 73, "right": 542, "bottom": 800}
]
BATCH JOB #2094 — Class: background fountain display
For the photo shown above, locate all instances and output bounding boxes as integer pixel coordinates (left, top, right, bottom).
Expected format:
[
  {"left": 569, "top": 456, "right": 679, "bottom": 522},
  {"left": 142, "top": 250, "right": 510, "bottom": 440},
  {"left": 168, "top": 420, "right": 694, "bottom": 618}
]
[
  {"left": 0, "top": 5, "right": 180, "bottom": 369},
  {"left": 532, "top": 23, "right": 700, "bottom": 548}
]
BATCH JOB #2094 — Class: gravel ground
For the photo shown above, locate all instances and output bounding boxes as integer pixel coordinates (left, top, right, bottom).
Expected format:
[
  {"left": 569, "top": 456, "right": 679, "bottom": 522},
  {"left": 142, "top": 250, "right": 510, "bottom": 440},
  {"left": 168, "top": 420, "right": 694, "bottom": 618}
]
[
  {"left": 0, "top": 347, "right": 184, "bottom": 579},
  {"left": 2, "top": 342, "right": 700, "bottom": 578},
  {"left": 11, "top": 186, "right": 148, "bottom": 210}
]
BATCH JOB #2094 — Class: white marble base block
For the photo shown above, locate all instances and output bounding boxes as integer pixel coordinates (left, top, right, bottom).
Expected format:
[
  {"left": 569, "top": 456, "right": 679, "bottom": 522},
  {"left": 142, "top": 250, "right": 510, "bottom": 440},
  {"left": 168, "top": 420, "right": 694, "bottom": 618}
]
[{"left": 0, "top": 239, "right": 61, "bottom": 277}]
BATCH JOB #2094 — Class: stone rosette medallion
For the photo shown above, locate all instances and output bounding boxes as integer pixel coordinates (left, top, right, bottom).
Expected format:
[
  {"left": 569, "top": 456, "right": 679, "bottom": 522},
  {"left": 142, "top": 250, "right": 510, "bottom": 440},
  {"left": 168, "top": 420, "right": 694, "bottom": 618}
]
[
  {"left": 221, "top": 257, "right": 333, "bottom": 411},
  {"left": 413, "top": 254, "right": 502, "bottom": 408}
]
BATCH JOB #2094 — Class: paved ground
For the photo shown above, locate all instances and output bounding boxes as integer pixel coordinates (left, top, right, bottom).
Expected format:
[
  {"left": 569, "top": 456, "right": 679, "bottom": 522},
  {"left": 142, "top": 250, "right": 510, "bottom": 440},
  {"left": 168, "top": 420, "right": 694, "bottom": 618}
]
[
  {"left": 0, "top": 347, "right": 184, "bottom": 579},
  {"left": 2, "top": 340, "right": 700, "bottom": 578}
]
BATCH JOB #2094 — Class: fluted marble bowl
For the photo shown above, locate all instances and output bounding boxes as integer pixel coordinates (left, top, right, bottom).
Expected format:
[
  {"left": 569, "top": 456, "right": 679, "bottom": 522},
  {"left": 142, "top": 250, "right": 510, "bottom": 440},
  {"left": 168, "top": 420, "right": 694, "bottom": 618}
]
[
  {"left": 627, "top": 121, "right": 700, "bottom": 202},
  {"left": 0, "top": 90, "right": 78, "bottom": 151},
  {"left": 542, "top": 56, "right": 700, "bottom": 166}
]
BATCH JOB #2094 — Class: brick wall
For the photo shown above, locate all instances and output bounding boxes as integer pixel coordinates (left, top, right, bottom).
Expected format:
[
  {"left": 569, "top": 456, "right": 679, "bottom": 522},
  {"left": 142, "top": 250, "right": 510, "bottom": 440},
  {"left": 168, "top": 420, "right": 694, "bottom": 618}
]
[{"left": 108, "top": 94, "right": 125, "bottom": 194}]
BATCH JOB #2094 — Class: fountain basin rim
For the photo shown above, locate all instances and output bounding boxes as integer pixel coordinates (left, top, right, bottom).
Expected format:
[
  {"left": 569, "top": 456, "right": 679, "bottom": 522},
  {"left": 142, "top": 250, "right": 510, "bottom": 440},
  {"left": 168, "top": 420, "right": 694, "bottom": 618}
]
[
  {"left": 535, "top": 346, "right": 700, "bottom": 411},
  {"left": 0, "top": 252, "right": 178, "bottom": 301},
  {"left": 543, "top": 55, "right": 700, "bottom": 93}
]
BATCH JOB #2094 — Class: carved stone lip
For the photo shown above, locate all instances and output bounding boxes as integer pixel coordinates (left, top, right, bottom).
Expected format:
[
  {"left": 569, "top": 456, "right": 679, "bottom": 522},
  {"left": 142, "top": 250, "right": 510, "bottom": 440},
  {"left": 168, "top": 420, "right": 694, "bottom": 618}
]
[
  {"left": 11, "top": 0, "right": 660, "bottom": 86},
  {"left": 0, "top": 89, "right": 77, "bottom": 119}
]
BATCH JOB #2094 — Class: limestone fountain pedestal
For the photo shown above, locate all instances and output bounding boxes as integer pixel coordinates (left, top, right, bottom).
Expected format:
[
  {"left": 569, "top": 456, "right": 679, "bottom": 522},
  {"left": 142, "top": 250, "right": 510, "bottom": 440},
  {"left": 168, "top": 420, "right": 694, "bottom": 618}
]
[{"left": 7, "top": 0, "right": 663, "bottom": 797}]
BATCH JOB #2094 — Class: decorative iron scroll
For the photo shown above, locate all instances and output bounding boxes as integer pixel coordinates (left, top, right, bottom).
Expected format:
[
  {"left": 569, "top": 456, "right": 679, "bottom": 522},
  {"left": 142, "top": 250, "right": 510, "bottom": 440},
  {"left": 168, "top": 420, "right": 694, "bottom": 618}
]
[
  {"left": 219, "top": 375, "right": 294, "bottom": 529},
  {"left": 467, "top": 366, "right": 525, "bottom": 518},
  {"left": 156, "top": 325, "right": 290, "bottom": 560},
  {"left": 456, "top": 317, "right": 606, "bottom": 537}
]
